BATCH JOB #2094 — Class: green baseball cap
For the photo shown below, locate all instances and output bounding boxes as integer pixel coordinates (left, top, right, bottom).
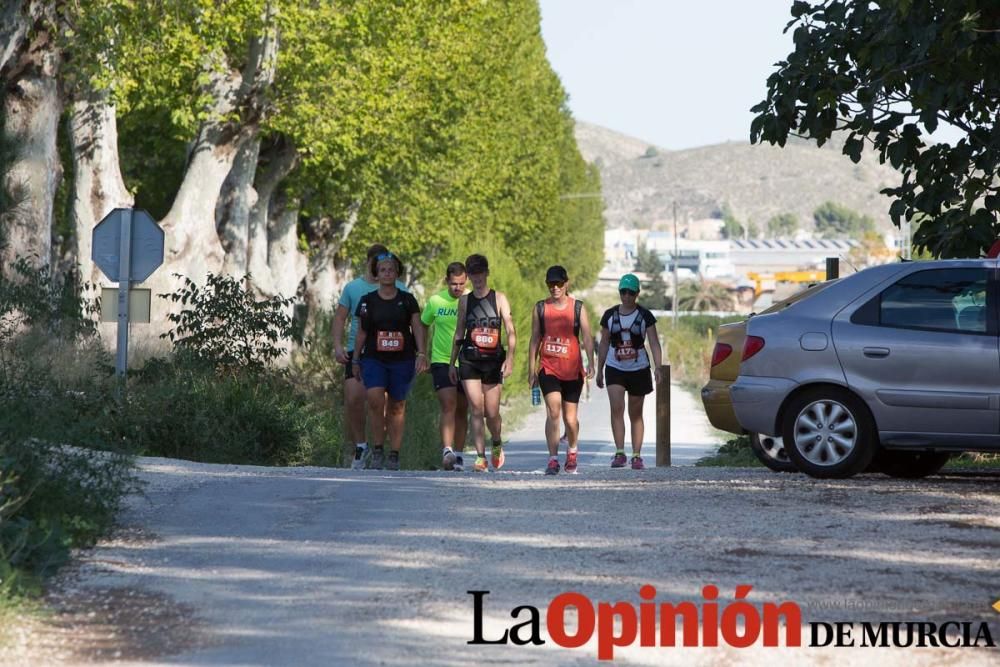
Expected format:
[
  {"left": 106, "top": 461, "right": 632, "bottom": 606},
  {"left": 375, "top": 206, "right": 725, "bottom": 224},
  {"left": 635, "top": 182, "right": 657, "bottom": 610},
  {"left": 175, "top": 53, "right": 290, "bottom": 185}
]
[{"left": 619, "top": 274, "right": 640, "bottom": 292}]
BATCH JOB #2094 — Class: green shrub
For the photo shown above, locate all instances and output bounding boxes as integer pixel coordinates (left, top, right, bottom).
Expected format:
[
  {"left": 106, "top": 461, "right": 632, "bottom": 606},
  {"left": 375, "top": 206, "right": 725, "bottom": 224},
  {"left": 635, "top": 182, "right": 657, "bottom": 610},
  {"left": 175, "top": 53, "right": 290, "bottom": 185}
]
[
  {"left": 695, "top": 434, "right": 761, "bottom": 467},
  {"left": 0, "top": 437, "right": 134, "bottom": 596},
  {"left": 160, "top": 273, "right": 296, "bottom": 372},
  {"left": 124, "top": 355, "right": 339, "bottom": 466}
]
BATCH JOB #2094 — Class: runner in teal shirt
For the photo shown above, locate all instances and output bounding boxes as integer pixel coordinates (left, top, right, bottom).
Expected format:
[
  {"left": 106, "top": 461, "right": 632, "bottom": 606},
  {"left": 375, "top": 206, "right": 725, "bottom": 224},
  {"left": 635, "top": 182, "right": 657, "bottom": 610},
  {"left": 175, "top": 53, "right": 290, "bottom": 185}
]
[{"left": 332, "top": 244, "right": 407, "bottom": 470}]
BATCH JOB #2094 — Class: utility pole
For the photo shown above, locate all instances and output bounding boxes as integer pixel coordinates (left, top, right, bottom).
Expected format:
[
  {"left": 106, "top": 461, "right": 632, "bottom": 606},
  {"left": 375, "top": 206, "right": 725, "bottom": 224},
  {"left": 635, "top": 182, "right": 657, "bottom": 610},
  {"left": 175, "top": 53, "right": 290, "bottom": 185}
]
[
  {"left": 672, "top": 201, "right": 678, "bottom": 326},
  {"left": 902, "top": 218, "right": 912, "bottom": 260}
]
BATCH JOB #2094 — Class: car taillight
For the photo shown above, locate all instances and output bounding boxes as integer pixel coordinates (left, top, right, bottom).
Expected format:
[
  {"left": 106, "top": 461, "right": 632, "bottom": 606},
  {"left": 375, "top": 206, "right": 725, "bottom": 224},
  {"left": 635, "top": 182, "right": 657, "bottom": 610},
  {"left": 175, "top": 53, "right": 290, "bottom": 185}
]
[
  {"left": 710, "top": 342, "right": 732, "bottom": 367},
  {"left": 742, "top": 335, "right": 765, "bottom": 361}
]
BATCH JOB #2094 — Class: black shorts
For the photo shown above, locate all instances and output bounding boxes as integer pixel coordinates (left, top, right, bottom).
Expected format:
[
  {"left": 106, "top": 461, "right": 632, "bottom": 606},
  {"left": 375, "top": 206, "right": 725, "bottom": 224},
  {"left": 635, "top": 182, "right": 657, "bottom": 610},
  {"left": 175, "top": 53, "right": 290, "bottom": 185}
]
[
  {"left": 459, "top": 358, "right": 503, "bottom": 385},
  {"left": 343, "top": 350, "right": 356, "bottom": 381},
  {"left": 605, "top": 365, "right": 653, "bottom": 396},
  {"left": 430, "top": 363, "right": 465, "bottom": 393},
  {"left": 538, "top": 369, "right": 583, "bottom": 404}
]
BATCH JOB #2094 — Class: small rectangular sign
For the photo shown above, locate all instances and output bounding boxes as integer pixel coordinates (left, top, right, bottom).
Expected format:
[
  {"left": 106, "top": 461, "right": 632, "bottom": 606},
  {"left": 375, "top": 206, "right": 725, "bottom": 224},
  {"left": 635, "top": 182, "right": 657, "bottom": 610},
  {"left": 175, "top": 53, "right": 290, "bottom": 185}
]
[{"left": 100, "top": 288, "right": 152, "bottom": 323}]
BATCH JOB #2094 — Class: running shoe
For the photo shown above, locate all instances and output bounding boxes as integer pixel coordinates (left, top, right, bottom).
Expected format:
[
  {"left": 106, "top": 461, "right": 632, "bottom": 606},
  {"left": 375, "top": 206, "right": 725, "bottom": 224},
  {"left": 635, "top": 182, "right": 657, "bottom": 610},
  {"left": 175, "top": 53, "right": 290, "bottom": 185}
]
[
  {"left": 442, "top": 448, "right": 456, "bottom": 471},
  {"left": 369, "top": 448, "right": 385, "bottom": 470},
  {"left": 564, "top": 449, "right": 578, "bottom": 474},
  {"left": 386, "top": 453, "right": 400, "bottom": 471},
  {"left": 474, "top": 455, "right": 489, "bottom": 472},
  {"left": 490, "top": 443, "right": 505, "bottom": 470},
  {"left": 631, "top": 456, "right": 645, "bottom": 470},
  {"left": 545, "top": 458, "right": 560, "bottom": 475},
  {"left": 352, "top": 445, "right": 369, "bottom": 471},
  {"left": 611, "top": 452, "right": 628, "bottom": 468},
  {"left": 453, "top": 454, "right": 465, "bottom": 472}
]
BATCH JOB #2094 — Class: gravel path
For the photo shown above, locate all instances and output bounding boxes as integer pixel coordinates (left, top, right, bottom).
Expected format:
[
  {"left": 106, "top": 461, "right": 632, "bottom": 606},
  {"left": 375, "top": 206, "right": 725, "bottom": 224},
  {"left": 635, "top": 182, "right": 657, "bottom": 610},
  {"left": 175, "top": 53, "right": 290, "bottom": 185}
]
[{"left": 5, "top": 384, "right": 1000, "bottom": 665}]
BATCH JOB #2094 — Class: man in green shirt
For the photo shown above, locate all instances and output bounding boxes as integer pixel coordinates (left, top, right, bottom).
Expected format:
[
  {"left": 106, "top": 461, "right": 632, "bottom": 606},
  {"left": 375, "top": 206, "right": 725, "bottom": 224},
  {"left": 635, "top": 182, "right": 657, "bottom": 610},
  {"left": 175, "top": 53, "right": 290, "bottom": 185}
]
[{"left": 420, "top": 262, "right": 469, "bottom": 470}]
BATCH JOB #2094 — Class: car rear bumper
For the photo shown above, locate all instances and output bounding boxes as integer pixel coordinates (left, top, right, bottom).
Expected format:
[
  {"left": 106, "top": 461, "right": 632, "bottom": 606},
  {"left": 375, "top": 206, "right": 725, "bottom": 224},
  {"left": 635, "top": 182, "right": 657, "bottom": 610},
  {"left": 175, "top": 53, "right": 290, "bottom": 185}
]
[
  {"left": 730, "top": 376, "right": 797, "bottom": 437},
  {"left": 700, "top": 379, "right": 745, "bottom": 435}
]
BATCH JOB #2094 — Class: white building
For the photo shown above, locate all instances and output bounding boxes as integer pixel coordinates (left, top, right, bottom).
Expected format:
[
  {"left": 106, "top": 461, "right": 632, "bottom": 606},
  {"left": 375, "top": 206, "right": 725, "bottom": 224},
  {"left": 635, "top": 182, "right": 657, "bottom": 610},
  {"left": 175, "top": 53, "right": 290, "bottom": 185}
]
[{"left": 645, "top": 233, "right": 736, "bottom": 279}]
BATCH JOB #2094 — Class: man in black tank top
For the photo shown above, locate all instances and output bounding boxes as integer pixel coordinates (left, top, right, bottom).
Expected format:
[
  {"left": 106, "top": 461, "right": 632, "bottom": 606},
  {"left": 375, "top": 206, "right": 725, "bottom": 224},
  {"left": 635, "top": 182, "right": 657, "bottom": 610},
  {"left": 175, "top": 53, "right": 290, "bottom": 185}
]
[{"left": 449, "top": 254, "right": 517, "bottom": 472}]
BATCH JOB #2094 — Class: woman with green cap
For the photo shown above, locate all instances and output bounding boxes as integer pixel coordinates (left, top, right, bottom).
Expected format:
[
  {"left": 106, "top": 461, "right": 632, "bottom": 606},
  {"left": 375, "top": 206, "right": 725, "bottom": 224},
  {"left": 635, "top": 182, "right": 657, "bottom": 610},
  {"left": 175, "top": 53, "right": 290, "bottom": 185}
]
[{"left": 595, "top": 273, "right": 663, "bottom": 469}]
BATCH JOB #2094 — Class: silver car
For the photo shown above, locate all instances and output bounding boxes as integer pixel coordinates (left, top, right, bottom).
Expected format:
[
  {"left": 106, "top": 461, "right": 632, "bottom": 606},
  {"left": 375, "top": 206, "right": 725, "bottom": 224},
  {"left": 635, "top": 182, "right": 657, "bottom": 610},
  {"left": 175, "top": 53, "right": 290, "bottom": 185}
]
[{"left": 731, "top": 259, "right": 998, "bottom": 478}]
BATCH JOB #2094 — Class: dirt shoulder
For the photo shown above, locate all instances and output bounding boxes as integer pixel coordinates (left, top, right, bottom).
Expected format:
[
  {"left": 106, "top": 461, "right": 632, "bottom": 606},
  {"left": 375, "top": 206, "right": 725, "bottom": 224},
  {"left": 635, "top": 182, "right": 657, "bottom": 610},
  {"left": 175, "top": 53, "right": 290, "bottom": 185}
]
[{"left": 4, "top": 458, "right": 999, "bottom": 666}]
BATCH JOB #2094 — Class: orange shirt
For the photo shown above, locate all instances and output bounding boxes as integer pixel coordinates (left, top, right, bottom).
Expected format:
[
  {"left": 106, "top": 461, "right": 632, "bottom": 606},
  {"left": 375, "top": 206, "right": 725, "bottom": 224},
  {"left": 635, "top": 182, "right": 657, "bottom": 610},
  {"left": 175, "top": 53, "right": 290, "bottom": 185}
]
[{"left": 538, "top": 297, "right": 583, "bottom": 381}]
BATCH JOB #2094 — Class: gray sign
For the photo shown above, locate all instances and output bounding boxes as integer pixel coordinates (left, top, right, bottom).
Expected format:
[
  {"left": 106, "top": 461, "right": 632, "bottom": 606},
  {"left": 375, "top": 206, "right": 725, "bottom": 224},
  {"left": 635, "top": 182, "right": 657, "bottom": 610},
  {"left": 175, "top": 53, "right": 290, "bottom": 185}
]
[{"left": 92, "top": 208, "right": 165, "bottom": 283}]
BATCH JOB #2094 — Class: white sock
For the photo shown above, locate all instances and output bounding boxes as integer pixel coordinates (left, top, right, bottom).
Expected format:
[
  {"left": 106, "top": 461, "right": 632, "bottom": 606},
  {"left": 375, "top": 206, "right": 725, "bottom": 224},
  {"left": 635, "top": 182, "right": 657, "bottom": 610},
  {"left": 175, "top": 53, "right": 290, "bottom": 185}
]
[
  {"left": 568, "top": 447, "right": 578, "bottom": 453},
  {"left": 550, "top": 455, "right": 559, "bottom": 461},
  {"left": 356, "top": 442, "right": 367, "bottom": 451},
  {"left": 442, "top": 446, "right": 453, "bottom": 456}
]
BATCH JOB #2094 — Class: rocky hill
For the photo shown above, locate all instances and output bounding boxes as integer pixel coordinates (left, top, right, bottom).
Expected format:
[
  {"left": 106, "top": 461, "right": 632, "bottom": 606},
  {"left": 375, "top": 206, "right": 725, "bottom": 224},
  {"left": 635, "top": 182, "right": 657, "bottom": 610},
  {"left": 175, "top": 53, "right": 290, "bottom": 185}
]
[{"left": 575, "top": 121, "right": 902, "bottom": 234}]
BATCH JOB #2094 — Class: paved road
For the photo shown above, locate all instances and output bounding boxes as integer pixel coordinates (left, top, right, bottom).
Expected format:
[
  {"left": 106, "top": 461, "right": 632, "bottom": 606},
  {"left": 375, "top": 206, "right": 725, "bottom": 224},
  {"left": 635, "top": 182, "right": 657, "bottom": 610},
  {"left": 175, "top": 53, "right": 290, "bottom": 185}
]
[
  {"left": 9, "top": 386, "right": 1000, "bottom": 666},
  {"left": 502, "top": 380, "right": 718, "bottom": 471}
]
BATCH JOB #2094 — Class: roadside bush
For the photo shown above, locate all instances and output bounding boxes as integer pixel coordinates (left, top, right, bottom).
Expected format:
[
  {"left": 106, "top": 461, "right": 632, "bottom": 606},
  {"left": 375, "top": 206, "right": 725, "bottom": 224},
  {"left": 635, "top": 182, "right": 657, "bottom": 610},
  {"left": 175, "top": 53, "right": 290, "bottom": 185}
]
[
  {"left": 0, "top": 437, "right": 135, "bottom": 596},
  {"left": 125, "top": 354, "right": 339, "bottom": 466},
  {"left": 0, "top": 258, "right": 135, "bottom": 599},
  {"left": 695, "top": 434, "right": 761, "bottom": 467},
  {"left": 160, "top": 272, "right": 296, "bottom": 372}
]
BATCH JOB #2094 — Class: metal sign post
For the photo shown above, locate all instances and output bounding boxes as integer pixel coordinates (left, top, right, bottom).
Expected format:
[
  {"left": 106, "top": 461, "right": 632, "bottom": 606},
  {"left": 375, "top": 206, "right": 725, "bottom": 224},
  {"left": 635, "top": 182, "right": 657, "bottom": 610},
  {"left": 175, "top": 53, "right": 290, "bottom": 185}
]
[
  {"left": 116, "top": 209, "right": 133, "bottom": 381},
  {"left": 92, "top": 208, "right": 165, "bottom": 394}
]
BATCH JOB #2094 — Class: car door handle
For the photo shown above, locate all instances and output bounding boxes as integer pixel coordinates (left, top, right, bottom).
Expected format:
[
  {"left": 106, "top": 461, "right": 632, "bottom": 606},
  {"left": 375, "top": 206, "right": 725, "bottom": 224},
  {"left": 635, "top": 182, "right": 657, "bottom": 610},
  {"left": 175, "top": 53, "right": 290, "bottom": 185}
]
[{"left": 863, "top": 347, "right": 890, "bottom": 358}]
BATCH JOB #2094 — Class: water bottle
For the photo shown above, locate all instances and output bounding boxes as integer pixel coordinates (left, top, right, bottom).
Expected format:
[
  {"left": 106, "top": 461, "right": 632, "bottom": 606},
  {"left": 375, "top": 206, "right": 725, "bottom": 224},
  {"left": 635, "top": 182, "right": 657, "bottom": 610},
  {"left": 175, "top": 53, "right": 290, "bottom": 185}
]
[{"left": 531, "top": 385, "right": 542, "bottom": 406}]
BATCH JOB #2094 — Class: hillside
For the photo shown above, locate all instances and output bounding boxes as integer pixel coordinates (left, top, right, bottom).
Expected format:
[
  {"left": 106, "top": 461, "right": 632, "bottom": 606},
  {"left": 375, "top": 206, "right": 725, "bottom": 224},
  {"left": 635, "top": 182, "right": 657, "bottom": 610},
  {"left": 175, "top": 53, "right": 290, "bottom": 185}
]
[{"left": 575, "top": 121, "right": 902, "bottom": 234}]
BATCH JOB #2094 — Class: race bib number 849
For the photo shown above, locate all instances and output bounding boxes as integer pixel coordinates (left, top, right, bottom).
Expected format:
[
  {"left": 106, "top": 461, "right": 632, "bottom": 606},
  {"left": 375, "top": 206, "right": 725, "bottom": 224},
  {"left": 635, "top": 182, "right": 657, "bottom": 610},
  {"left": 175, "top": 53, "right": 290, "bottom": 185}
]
[{"left": 376, "top": 330, "right": 404, "bottom": 352}]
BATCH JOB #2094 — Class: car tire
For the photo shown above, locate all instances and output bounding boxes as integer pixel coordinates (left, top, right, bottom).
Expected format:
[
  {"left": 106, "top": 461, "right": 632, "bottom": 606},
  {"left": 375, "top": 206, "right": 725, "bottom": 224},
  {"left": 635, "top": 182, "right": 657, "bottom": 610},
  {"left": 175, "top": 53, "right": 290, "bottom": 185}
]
[
  {"left": 875, "top": 450, "right": 951, "bottom": 479},
  {"left": 749, "top": 433, "right": 798, "bottom": 473},
  {"left": 781, "top": 386, "right": 877, "bottom": 479}
]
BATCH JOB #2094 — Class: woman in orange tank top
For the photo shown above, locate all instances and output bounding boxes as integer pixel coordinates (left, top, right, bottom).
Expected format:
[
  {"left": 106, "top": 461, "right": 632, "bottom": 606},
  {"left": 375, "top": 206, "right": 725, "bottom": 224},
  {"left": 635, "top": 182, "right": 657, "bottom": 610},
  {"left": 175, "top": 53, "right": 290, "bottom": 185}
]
[{"left": 528, "top": 265, "right": 595, "bottom": 475}]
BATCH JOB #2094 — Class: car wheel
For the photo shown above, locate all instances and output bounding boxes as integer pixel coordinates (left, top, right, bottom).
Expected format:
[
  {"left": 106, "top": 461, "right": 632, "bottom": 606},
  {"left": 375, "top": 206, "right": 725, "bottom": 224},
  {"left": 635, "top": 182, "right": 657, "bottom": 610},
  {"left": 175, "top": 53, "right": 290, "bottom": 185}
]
[
  {"left": 781, "top": 387, "right": 877, "bottom": 479},
  {"left": 875, "top": 450, "right": 951, "bottom": 479},
  {"left": 749, "top": 433, "right": 798, "bottom": 473}
]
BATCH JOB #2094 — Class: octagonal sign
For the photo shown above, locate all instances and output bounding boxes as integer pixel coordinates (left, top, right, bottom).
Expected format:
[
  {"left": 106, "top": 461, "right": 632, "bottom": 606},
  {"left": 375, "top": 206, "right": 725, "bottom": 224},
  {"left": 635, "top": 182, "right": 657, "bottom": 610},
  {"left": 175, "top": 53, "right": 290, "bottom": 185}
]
[{"left": 92, "top": 208, "right": 164, "bottom": 283}]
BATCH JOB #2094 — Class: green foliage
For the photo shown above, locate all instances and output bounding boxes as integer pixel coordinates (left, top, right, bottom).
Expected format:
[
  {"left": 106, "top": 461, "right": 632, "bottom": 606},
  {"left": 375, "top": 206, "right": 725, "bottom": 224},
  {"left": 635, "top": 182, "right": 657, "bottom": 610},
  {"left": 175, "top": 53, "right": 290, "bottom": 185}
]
[
  {"left": 676, "top": 279, "right": 734, "bottom": 312},
  {"left": 718, "top": 202, "right": 744, "bottom": 240},
  {"left": 0, "top": 257, "right": 98, "bottom": 343},
  {"left": 695, "top": 434, "right": 761, "bottom": 467},
  {"left": 0, "top": 257, "right": 133, "bottom": 598},
  {"left": 643, "top": 146, "right": 659, "bottom": 158},
  {"left": 160, "top": 273, "right": 296, "bottom": 372},
  {"left": 124, "top": 355, "right": 339, "bottom": 465},
  {"left": 751, "top": 0, "right": 1000, "bottom": 258},
  {"left": 746, "top": 221, "right": 761, "bottom": 240},
  {"left": 813, "top": 201, "right": 875, "bottom": 238},
  {"left": 766, "top": 212, "right": 798, "bottom": 237},
  {"left": 633, "top": 242, "right": 669, "bottom": 310},
  {"left": 0, "top": 436, "right": 134, "bottom": 596},
  {"left": 812, "top": 201, "right": 875, "bottom": 238}
]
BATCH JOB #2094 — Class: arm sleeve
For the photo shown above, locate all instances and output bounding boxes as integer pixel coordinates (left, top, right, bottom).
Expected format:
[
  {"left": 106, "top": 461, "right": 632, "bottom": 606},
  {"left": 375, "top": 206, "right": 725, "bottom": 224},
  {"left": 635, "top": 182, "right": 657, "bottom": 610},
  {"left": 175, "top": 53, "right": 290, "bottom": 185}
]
[
  {"left": 599, "top": 308, "right": 613, "bottom": 329},
  {"left": 420, "top": 296, "right": 436, "bottom": 325},
  {"left": 642, "top": 307, "right": 657, "bottom": 327},
  {"left": 356, "top": 295, "right": 370, "bottom": 331},
  {"left": 405, "top": 293, "right": 420, "bottom": 317},
  {"left": 337, "top": 283, "right": 352, "bottom": 309}
]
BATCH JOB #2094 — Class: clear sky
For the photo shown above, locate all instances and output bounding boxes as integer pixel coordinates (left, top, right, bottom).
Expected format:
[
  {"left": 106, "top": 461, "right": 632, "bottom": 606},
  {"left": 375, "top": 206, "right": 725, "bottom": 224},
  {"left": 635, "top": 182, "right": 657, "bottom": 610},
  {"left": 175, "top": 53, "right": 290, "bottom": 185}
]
[{"left": 538, "top": 0, "right": 798, "bottom": 151}]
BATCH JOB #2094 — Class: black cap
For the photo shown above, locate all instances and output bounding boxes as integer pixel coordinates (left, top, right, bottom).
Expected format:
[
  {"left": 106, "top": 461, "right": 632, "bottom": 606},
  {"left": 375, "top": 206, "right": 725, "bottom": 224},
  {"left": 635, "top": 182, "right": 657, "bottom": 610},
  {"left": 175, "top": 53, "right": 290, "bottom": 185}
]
[{"left": 545, "top": 265, "right": 569, "bottom": 283}]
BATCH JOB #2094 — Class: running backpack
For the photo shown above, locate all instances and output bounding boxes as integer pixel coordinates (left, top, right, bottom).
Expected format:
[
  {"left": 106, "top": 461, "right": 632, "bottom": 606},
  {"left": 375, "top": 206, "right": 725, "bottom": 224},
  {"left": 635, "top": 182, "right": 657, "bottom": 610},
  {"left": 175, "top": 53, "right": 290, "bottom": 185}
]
[
  {"left": 536, "top": 299, "right": 583, "bottom": 338},
  {"left": 609, "top": 305, "right": 647, "bottom": 349}
]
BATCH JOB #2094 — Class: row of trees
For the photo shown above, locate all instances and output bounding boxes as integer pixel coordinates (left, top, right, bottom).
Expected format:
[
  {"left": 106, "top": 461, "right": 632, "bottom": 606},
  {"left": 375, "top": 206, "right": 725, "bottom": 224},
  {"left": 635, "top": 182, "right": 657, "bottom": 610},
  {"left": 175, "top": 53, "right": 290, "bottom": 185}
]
[
  {"left": 0, "top": 0, "right": 604, "bottom": 336},
  {"left": 717, "top": 201, "right": 875, "bottom": 240}
]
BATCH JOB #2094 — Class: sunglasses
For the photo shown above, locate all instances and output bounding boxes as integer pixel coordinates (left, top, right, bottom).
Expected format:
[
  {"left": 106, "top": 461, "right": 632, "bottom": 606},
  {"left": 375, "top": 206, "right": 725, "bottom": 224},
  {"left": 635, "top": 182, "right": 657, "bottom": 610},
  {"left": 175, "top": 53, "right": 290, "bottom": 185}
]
[
  {"left": 619, "top": 289, "right": 638, "bottom": 296},
  {"left": 375, "top": 252, "right": 396, "bottom": 261},
  {"left": 547, "top": 281, "right": 566, "bottom": 288}
]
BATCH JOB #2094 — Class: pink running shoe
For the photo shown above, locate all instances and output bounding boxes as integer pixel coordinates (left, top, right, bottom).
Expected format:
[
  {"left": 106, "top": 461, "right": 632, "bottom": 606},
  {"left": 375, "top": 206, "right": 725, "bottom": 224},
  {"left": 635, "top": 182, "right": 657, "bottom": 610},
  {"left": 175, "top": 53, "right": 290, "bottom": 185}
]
[
  {"left": 564, "top": 450, "right": 578, "bottom": 474},
  {"left": 611, "top": 453, "right": 628, "bottom": 468},
  {"left": 631, "top": 456, "right": 645, "bottom": 470},
  {"left": 545, "top": 458, "right": 560, "bottom": 475}
]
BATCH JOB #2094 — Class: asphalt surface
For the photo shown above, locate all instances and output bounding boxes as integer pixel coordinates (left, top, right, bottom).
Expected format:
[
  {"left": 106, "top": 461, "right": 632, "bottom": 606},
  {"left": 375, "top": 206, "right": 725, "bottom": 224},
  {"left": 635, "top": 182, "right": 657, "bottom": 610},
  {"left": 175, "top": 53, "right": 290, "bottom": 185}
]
[{"left": 9, "top": 384, "right": 1000, "bottom": 666}]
